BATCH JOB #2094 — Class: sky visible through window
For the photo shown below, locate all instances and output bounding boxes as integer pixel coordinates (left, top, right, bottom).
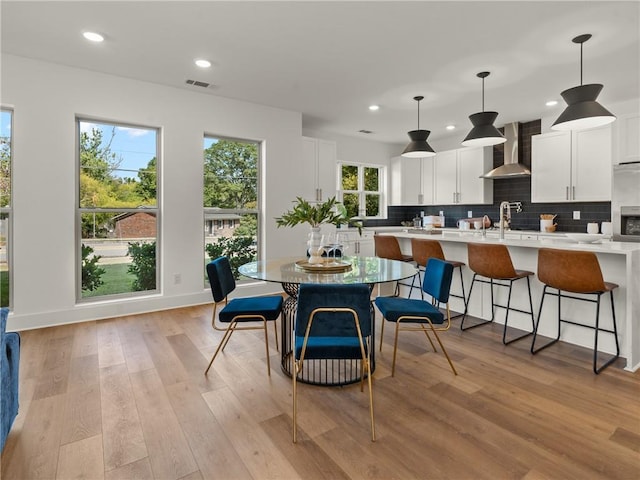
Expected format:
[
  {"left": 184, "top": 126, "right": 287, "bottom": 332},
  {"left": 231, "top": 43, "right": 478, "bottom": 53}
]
[
  {"left": 0, "top": 111, "right": 10, "bottom": 138},
  {"left": 80, "top": 121, "right": 156, "bottom": 179}
]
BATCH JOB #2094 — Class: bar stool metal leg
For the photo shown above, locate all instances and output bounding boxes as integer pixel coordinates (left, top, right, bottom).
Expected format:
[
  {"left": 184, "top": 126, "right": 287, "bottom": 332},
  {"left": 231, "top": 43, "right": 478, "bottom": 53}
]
[
  {"left": 449, "top": 265, "right": 466, "bottom": 319},
  {"left": 460, "top": 273, "right": 493, "bottom": 330},
  {"left": 461, "top": 273, "right": 535, "bottom": 344},
  {"left": 531, "top": 286, "right": 620, "bottom": 374}
]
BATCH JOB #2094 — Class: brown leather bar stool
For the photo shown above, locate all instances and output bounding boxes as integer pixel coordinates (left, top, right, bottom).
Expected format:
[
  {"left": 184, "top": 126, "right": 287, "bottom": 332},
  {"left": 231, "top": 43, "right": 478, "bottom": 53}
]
[
  {"left": 531, "top": 248, "right": 619, "bottom": 374},
  {"left": 374, "top": 235, "right": 415, "bottom": 296},
  {"left": 461, "top": 242, "right": 535, "bottom": 344},
  {"left": 408, "top": 238, "right": 467, "bottom": 317}
]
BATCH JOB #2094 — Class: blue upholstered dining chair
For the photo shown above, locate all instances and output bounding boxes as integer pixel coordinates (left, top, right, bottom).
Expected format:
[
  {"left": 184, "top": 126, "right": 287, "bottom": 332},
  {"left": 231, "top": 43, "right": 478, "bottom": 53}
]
[
  {"left": 375, "top": 258, "right": 458, "bottom": 377},
  {"left": 292, "top": 283, "right": 375, "bottom": 443},
  {"left": 1, "top": 307, "right": 20, "bottom": 453},
  {"left": 204, "top": 257, "right": 283, "bottom": 376}
]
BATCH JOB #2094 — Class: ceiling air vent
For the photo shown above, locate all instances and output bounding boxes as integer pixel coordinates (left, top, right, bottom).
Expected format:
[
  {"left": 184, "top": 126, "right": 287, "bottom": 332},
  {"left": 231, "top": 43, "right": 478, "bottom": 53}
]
[
  {"left": 358, "top": 129, "right": 374, "bottom": 134},
  {"left": 185, "top": 79, "right": 211, "bottom": 88}
]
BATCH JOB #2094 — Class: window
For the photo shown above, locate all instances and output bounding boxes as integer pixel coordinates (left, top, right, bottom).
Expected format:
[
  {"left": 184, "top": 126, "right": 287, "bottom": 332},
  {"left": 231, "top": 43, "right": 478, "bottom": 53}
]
[
  {"left": 0, "top": 109, "right": 12, "bottom": 308},
  {"left": 338, "top": 163, "right": 383, "bottom": 218},
  {"left": 77, "top": 119, "right": 159, "bottom": 300},
  {"left": 203, "top": 136, "right": 259, "bottom": 282}
]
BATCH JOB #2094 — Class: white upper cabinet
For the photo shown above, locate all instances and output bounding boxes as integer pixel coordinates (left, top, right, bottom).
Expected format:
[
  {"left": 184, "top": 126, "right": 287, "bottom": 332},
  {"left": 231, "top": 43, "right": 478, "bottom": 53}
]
[
  {"left": 531, "top": 131, "right": 572, "bottom": 203},
  {"left": 615, "top": 113, "right": 640, "bottom": 165},
  {"left": 389, "top": 156, "right": 435, "bottom": 205},
  {"left": 433, "top": 150, "right": 457, "bottom": 205},
  {"left": 531, "top": 125, "right": 612, "bottom": 203},
  {"left": 434, "top": 146, "right": 493, "bottom": 205},
  {"left": 302, "top": 136, "right": 337, "bottom": 202}
]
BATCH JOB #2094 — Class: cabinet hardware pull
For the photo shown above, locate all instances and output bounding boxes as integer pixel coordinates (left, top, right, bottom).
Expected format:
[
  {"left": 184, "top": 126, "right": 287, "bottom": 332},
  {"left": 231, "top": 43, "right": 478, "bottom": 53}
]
[
  {"left": 572, "top": 186, "right": 575, "bottom": 200},
  {"left": 566, "top": 186, "right": 569, "bottom": 200}
]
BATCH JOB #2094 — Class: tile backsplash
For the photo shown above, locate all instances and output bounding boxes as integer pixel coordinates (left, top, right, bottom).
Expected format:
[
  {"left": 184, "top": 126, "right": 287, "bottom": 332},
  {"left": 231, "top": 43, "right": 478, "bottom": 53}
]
[{"left": 366, "top": 119, "right": 612, "bottom": 233}]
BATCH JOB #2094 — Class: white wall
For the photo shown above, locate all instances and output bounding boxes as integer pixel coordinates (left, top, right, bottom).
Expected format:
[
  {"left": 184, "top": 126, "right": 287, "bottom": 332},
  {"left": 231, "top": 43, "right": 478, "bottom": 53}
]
[{"left": 1, "top": 54, "right": 309, "bottom": 330}]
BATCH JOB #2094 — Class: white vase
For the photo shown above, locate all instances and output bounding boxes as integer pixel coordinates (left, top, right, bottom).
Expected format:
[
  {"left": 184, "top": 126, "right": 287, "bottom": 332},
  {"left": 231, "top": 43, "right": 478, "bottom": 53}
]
[{"left": 307, "top": 227, "right": 324, "bottom": 264}]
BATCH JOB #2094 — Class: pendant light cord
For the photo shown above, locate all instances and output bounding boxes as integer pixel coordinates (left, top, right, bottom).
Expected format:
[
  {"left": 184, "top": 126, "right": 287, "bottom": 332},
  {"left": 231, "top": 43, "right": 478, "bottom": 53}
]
[
  {"left": 580, "top": 41, "right": 584, "bottom": 85},
  {"left": 481, "top": 76, "right": 485, "bottom": 112}
]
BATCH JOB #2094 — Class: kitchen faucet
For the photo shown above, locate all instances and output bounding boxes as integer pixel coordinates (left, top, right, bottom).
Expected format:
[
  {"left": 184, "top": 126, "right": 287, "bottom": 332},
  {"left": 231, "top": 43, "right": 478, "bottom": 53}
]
[{"left": 499, "top": 201, "right": 523, "bottom": 240}]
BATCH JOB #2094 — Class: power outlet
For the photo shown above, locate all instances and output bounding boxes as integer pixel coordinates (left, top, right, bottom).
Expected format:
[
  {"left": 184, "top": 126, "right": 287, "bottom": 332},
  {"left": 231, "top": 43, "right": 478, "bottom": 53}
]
[
  {"left": 573, "top": 211, "right": 581, "bottom": 220},
  {"left": 173, "top": 273, "right": 182, "bottom": 285},
  {"left": 468, "top": 210, "right": 473, "bottom": 218}
]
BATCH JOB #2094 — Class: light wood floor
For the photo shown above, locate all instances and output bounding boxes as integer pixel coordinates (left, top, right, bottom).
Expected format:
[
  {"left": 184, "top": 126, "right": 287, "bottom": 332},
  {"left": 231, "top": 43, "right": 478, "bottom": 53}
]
[{"left": 1, "top": 303, "right": 639, "bottom": 480}]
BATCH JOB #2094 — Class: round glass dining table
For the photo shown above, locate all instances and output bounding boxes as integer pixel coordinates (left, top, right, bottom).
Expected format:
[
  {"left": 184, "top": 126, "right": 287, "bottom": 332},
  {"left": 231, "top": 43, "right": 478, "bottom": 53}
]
[{"left": 238, "top": 256, "right": 417, "bottom": 385}]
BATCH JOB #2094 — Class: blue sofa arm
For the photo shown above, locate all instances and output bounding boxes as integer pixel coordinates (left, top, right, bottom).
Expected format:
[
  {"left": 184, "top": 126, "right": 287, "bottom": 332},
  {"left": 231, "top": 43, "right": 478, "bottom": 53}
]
[{"left": 1, "top": 307, "right": 20, "bottom": 452}]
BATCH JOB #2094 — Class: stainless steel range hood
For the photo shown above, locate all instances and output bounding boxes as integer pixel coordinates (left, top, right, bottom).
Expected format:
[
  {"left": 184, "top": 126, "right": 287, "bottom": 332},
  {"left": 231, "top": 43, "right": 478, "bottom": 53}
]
[{"left": 480, "top": 122, "right": 531, "bottom": 179}]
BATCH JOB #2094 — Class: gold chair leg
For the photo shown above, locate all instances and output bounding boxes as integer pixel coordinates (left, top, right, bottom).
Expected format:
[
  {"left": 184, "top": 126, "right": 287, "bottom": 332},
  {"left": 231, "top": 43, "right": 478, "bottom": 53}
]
[
  {"left": 273, "top": 319, "right": 279, "bottom": 353},
  {"left": 420, "top": 324, "right": 438, "bottom": 352},
  {"left": 379, "top": 317, "right": 386, "bottom": 352},
  {"left": 205, "top": 322, "right": 236, "bottom": 375},
  {"left": 428, "top": 322, "right": 457, "bottom": 376},
  {"left": 292, "top": 360, "right": 300, "bottom": 443},
  {"left": 220, "top": 323, "right": 237, "bottom": 352},
  {"left": 391, "top": 322, "right": 401, "bottom": 377},
  {"left": 263, "top": 320, "right": 271, "bottom": 376},
  {"left": 365, "top": 356, "right": 376, "bottom": 442}
]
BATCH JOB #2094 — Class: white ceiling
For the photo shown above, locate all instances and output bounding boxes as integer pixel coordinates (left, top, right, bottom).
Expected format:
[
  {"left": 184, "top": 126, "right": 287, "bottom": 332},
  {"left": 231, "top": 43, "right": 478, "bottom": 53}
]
[{"left": 2, "top": 1, "right": 639, "bottom": 145}]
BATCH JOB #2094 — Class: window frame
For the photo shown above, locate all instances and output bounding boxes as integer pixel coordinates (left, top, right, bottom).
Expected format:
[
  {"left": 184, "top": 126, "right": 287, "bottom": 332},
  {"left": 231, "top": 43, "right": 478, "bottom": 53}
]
[
  {"left": 203, "top": 134, "right": 263, "bottom": 284},
  {"left": 0, "top": 108, "right": 13, "bottom": 309},
  {"left": 75, "top": 117, "right": 161, "bottom": 302},
  {"left": 337, "top": 161, "right": 386, "bottom": 219}
]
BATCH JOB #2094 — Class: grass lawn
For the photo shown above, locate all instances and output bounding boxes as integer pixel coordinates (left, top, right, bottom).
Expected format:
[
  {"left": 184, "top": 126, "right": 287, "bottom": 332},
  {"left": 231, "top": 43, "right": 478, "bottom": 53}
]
[
  {"left": 1, "top": 271, "right": 8, "bottom": 307},
  {"left": 82, "top": 263, "right": 137, "bottom": 298},
  {"left": 1, "top": 265, "right": 139, "bottom": 305}
]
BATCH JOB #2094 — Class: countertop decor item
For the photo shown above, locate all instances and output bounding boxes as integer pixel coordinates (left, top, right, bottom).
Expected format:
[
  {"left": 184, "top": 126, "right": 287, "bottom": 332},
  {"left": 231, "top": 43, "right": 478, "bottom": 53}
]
[
  {"left": 551, "top": 33, "right": 616, "bottom": 131},
  {"left": 462, "top": 71, "right": 507, "bottom": 147},
  {"left": 401, "top": 96, "right": 435, "bottom": 158},
  {"left": 540, "top": 214, "right": 557, "bottom": 232},
  {"left": 276, "top": 196, "right": 361, "bottom": 264}
]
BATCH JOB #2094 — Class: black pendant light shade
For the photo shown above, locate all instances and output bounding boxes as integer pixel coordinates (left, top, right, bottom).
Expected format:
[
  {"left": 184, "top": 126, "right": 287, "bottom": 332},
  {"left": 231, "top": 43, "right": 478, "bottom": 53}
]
[
  {"left": 552, "top": 34, "right": 616, "bottom": 131},
  {"left": 462, "top": 72, "right": 506, "bottom": 147},
  {"left": 401, "top": 96, "right": 436, "bottom": 158}
]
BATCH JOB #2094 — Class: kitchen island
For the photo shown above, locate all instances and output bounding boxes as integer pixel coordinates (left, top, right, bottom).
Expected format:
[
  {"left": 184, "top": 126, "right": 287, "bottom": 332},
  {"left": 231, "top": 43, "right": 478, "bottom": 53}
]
[{"left": 374, "top": 228, "right": 640, "bottom": 372}]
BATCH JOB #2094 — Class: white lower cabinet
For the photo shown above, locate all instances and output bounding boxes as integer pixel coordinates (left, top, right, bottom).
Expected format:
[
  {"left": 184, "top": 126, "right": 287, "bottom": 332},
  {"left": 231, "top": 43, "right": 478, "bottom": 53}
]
[{"left": 339, "top": 230, "right": 374, "bottom": 256}]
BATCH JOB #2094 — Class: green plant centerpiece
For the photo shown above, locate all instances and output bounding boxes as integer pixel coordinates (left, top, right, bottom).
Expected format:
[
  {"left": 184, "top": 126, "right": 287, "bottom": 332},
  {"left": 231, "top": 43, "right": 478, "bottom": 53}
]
[{"left": 275, "top": 196, "right": 361, "bottom": 264}]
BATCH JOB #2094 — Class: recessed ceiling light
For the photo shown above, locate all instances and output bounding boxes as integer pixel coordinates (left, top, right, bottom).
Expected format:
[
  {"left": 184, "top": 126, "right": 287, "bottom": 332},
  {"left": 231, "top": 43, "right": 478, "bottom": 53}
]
[
  {"left": 82, "top": 31, "right": 104, "bottom": 42},
  {"left": 446, "top": 125, "right": 456, "bottom": 131},
  {"left": 546, "top": 100, "right": 559, "bottom": 107},
  {"left": 368, "top": 105, "right": 380, "bottom": 111},
  {"left": 195, "top": 59, "right": 211, "bottom": 68}
]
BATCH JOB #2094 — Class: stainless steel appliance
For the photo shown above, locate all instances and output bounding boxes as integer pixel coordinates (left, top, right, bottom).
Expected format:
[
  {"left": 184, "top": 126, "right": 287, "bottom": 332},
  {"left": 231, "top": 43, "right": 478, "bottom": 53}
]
[
  {"left": 619, "top": 206, "right": 640, "bottom": 242},
  {"left": 612, "top": 162, "right": 640, "bottom": 242}
]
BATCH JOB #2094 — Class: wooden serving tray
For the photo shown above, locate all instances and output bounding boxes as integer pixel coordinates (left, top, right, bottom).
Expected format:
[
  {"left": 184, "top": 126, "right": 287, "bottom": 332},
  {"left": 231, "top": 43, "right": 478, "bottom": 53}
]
[{"left": 295, "top": 259, "right": 352, "bottom": 273}]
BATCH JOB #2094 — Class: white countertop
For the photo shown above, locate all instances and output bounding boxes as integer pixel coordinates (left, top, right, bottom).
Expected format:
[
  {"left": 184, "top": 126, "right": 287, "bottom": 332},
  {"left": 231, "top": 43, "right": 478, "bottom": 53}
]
[{"left": 372, "top": 227, "right": 640, "bottom": 255}]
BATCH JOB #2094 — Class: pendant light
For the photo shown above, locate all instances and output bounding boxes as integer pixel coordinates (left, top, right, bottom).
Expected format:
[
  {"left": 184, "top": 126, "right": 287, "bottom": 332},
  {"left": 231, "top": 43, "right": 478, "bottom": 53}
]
[
  {"left": 462, "top": 71, "right": 506, "bottom": 147},
  {"left": 551, "top": 34, "right": 616, "bottom": 131},
  {"left": 401, "top": 96, "right": 435, "bottom": 158}
]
